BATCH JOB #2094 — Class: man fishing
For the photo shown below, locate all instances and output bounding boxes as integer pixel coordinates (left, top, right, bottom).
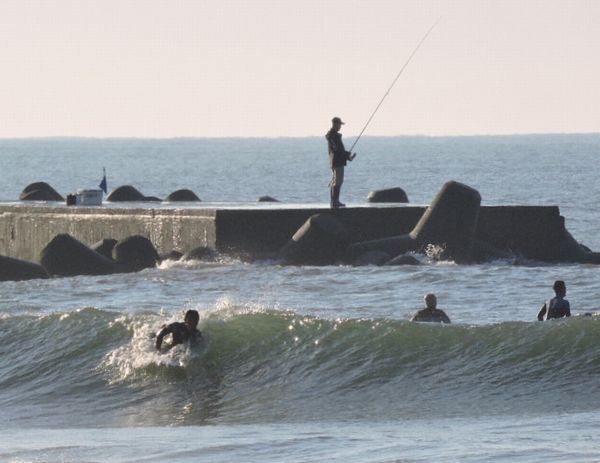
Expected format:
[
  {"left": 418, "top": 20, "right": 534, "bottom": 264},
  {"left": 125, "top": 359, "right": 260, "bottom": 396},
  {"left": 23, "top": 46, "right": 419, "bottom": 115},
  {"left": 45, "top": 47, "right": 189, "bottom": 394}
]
[
  {"left": 323, "top": 21, "right": 438, "bottom": 209},
  {"left": 326, "top": 116, "right": 356, "bottom": 208}
]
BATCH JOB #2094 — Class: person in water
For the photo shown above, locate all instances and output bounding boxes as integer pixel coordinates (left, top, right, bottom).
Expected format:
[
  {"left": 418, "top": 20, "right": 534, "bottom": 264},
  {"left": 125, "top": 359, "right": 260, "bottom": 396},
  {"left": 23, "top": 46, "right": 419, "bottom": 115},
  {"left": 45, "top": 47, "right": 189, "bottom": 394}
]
[
  {"left": 156, "top": 309, "right": 202, "bottom": 351},
  {"left": 537, "top": 280, "right": 571, "bottom": 321},
  {"left": 325, "top": 116, "right": 356, "bottom": 208},
  {"left": 411, "top": 293, "right": 451, "bottom": 323}
]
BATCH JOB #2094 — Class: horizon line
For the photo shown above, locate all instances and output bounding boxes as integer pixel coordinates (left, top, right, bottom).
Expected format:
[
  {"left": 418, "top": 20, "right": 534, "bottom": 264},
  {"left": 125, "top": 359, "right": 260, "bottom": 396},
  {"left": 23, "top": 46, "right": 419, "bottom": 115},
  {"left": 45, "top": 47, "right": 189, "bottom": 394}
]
[{"left": 0, "top": 131, "right": 599, "bottom": 141}]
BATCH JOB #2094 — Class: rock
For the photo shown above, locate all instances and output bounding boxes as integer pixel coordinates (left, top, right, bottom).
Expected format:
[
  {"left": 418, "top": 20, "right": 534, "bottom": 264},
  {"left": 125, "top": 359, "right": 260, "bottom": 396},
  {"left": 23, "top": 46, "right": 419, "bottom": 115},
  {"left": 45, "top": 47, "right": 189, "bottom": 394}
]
[
  {"left": 40, "top": 234, "right": 119, "bottom": 276},
  {"left": 367, "top": 187, "right": 409, "bottom": 203},
  {"left": 409, "top": 181, "right": 481, "bottom": 262},
  {"left": 257, "top": 195, "right": 279, "bottom": 202},
  {"left": 353, "top": 250, "right": 391, "bottom": 266},
  {"left": 384, "top": 254, "right": 421, "bottom": 266},
  {"left": 583, "top": 252, "right": 600, "bottom": 264},
  {"left": 90, "top": 238, "right": 118, "bottom": 260},
  {"left": 558, "top": 227, "right": 593, "bottom": 263},
  {"left": 0, "top": 255, "right": 49, "bottom": 281},
  {"left": 19, "top": 182, "right": 64, "bottom": 201},
  {"left": 165, "top": 189, "right": 201, "bottom": 202},
  {"left": 143, "top": 196, "right": 162, "bottom": 202},
  {"left": 106, "top": 185, "right": 145, "bottom": 202},
  {"left": 347, "top": 234, "right": 418, "bottom": 263},
  {"left": 182, "top": 246, "right": 218, "bottom": 262},
  {"left": 347, "top": 181, "right": 481, "bottom": 263},
  {"left": 112, "top": 235, "right": 160, "bottom": 272},
  {"left": 280, "top": 213, "right": 350, "bottom": 265},
  {"left": 471, "top": 240, "right": 513, "bottom": 263}
]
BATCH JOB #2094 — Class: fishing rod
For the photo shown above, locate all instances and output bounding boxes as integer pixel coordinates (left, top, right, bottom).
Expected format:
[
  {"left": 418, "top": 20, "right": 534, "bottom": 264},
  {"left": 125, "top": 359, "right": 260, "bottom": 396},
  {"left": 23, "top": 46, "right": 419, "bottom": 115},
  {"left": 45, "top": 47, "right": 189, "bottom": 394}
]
[{"left": 349, "top": 17, "right": 441, "bottom": 155}]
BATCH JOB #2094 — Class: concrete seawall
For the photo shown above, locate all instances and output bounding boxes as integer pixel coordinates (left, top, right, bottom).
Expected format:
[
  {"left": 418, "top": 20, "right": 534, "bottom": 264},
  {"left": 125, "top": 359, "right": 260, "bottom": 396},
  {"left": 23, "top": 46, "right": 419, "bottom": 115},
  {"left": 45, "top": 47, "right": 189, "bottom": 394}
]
[
  {"left": 0, "top": 203, "right": 587, "bottom": 263},
  {"left": 0, "top": 205, "right": 216, "bottom": 262}
]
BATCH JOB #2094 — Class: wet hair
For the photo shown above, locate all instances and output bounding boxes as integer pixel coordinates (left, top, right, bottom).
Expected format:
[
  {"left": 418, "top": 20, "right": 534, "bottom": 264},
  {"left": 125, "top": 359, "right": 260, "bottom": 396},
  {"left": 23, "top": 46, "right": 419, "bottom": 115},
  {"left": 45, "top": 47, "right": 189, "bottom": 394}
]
[
  {"left": 424, "top": 293, "right": 437, "bottom": 308},
  {"left": 184, "top": 309, "right": 200, "bottom": 325},
  {"left": 553, "top": 280, "right": 566, "bottom": 293}
]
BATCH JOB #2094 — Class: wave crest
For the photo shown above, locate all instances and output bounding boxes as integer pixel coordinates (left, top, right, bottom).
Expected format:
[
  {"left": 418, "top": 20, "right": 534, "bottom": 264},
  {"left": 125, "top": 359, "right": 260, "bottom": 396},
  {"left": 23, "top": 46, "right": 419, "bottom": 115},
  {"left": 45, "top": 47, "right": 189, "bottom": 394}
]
[{"left": 3, "top": 307, "right": 600, "bottom": 425}]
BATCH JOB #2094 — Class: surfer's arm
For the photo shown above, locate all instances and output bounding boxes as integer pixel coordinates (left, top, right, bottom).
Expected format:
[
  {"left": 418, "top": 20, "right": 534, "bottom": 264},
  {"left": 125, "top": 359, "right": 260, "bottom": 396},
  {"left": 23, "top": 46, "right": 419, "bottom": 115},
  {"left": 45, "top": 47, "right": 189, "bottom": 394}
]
[
  {"left": 537, "top": 304, "right": 547, "bottom": 321},
  {"left": 410, "top": 310, "right": 423, "bottom": 322},
  {"left": 155, "top": 325, "right": 172, "bottom": 351}
]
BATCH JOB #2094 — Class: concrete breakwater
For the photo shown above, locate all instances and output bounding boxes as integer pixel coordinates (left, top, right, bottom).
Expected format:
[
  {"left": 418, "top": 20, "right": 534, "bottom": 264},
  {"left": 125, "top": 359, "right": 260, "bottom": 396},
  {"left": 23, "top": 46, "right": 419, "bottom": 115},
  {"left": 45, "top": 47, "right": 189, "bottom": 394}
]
[
  {"left": 0, "top": 202, "right": 593, "bottom": 264},
  {"left": 0, "top": 205, "right": 216, "bottom": 263}
]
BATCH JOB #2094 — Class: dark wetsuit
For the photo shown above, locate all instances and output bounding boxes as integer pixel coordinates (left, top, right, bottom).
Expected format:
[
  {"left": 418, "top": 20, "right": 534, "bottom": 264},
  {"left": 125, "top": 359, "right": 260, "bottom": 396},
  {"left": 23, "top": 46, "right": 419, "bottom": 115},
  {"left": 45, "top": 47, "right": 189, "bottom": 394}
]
[
  {"left": 156, "top": 322, "right": 202, "bottom": 350},
  {"left": 410, "top": 308, "right": 451, "bottom": 323},
  {"left": 537, "top": 296, "right": 570, "bottom": 321}
]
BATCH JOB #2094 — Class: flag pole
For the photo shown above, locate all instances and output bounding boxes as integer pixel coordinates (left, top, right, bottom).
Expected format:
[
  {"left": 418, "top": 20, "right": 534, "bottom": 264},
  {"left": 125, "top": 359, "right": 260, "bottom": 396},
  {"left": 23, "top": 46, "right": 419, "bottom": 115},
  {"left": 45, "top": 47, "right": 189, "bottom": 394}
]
[{"left": 99, "top": 167, "right": 107, "bottom": 195}]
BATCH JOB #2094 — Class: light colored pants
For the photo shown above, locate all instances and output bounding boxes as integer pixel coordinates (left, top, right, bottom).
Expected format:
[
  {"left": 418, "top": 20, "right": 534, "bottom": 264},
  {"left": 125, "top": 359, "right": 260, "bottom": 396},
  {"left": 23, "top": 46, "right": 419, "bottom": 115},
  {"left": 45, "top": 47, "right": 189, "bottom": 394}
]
[{"left": 331, "top": 166, "right": 344, "bottom": 187}]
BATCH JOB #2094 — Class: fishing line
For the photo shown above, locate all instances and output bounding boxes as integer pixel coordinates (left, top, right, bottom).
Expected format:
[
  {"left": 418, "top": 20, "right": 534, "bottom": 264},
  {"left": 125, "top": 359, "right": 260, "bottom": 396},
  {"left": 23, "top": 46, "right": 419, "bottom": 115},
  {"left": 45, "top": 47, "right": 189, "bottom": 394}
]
[{"left": 349, "top": 17, "right": 441, "bottom": 154}]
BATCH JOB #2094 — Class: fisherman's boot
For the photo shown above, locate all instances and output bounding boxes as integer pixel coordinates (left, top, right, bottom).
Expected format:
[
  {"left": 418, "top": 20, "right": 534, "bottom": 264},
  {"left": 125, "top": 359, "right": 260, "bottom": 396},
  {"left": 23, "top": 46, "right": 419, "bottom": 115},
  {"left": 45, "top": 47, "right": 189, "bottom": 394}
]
[
  {"left": 336, "top": 186, "right": 346, "bottom": 207},
  {"left": 332, "top": 186, "right": 345, "bottom": 208},
  {"left": 330, "top": 186, "right": 336, "bottom": 208}
]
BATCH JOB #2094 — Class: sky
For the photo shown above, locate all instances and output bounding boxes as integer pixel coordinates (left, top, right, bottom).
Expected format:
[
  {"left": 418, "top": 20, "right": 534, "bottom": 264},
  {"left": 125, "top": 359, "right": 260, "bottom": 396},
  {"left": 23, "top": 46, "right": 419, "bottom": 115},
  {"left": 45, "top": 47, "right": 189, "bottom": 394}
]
[{"left": 0, "top": 0, "right": 598, "bottom": 138}]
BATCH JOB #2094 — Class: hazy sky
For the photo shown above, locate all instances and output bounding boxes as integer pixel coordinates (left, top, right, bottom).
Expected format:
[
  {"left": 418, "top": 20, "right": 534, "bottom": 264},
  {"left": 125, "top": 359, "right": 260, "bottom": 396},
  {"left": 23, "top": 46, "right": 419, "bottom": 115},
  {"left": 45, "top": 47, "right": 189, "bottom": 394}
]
[{"left": 1, "top": 0, "right": 598, "bottom": 137}]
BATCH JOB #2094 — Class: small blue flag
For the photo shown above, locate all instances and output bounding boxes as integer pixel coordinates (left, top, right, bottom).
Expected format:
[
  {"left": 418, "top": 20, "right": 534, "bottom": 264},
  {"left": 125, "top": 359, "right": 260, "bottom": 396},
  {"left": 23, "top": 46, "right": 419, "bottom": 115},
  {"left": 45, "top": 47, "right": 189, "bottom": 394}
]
[{"left": 99, "top": 168, "right": 107, "bottom": 194}]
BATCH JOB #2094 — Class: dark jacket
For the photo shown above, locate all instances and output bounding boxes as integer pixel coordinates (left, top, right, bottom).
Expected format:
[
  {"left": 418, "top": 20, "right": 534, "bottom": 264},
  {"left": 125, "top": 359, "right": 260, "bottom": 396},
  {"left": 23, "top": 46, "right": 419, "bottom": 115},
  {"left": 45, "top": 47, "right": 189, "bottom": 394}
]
[{"left": 326, "top": 129, "right": 351, "bottom": 168}]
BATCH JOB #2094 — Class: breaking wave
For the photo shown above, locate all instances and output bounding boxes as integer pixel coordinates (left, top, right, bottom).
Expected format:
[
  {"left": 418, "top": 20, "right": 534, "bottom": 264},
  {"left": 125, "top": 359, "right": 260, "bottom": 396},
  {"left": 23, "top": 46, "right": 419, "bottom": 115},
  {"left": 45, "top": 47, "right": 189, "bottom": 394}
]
[{"left": 2, "top": 305, "right": 599, "bottom": 426}]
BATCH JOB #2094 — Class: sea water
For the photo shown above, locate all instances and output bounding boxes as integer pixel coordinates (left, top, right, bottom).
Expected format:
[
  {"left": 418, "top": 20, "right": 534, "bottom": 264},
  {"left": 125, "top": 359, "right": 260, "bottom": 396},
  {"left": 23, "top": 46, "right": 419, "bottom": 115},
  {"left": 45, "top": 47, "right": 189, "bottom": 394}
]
[{"left": 1, "top": 134, "right": 600, "bottom": 462}]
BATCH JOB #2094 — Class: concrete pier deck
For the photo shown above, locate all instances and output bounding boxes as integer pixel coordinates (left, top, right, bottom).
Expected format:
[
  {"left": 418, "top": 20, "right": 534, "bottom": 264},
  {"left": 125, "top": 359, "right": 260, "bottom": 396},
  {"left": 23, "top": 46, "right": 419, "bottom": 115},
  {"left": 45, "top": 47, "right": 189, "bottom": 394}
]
[{"left": 0, "top": 203, "right": 585, "bottom": 263}]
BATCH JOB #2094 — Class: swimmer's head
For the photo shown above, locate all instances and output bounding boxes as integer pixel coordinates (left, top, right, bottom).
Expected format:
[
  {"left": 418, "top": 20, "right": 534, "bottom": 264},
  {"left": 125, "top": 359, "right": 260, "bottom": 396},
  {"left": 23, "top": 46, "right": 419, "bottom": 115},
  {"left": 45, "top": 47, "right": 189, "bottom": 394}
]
[
  {"left": 553, "top": 280, "right": 566, "bottom": 296},
  {"left": 424, "top": 293, "right": 437, "bottom": 309},
  {"left": 184, "top": 309, "right": 200, "bottom": 328}
]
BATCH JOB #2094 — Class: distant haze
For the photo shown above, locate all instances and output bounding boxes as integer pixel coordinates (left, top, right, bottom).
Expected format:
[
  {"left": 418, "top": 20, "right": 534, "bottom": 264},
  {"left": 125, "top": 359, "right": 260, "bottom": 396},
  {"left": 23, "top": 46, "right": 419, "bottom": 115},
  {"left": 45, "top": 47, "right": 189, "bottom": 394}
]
[{"left": 1, "top": 0, "right": 598, "bottom": 138}]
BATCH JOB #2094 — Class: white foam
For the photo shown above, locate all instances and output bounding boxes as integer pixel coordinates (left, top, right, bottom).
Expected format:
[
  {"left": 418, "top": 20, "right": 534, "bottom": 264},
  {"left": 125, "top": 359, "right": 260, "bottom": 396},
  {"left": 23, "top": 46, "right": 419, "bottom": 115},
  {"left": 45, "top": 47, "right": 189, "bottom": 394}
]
[{"left": 101, "top": 313, "right": 195, "bottom": 383}]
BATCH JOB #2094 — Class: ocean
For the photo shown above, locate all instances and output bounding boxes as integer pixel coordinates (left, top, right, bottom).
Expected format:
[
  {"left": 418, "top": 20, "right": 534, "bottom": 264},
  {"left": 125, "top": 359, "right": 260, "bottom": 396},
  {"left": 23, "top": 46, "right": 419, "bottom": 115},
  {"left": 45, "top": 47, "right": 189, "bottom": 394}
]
[{"left": 1, "top": 134, "right": 600, "bottom": 462}]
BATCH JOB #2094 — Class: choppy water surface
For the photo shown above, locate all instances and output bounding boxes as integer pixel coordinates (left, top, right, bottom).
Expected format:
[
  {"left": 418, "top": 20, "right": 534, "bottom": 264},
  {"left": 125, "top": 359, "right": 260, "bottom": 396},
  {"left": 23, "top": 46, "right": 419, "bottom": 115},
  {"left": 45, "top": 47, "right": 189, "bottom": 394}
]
[{"left": 1, "top": 135, "right": 600, "bottom": 462}]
